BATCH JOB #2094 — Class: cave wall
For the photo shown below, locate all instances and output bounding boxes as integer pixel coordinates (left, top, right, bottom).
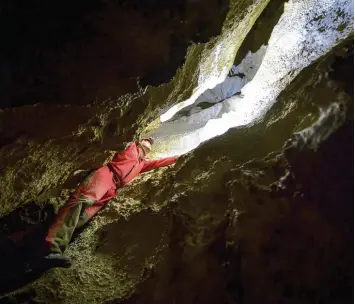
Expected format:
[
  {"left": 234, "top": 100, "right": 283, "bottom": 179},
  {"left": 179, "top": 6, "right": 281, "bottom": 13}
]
[
  {"left": 3, "top": 40, "right": 352, "bottom": 304},
  {"left": 118, "top": 44, "right": 353, "bottom": 304},
  {"left": 0, "top": 0, "right": 353, "bottom": 303},
  {"left": 0, "top": 0, "right": 270, "bottom": 215}
]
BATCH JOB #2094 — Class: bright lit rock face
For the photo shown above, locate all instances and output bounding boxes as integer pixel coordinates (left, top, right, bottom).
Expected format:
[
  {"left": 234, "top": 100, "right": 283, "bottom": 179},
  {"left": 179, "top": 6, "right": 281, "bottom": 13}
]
[
  {"left": 149, "top": 0, "right": 353, "bottom": 158},
  {"left": 150, "top": 46, "right": 267, "bottom": 157},
  {"left": 0, "top": 0, "right": 353, "bottom": 303}
]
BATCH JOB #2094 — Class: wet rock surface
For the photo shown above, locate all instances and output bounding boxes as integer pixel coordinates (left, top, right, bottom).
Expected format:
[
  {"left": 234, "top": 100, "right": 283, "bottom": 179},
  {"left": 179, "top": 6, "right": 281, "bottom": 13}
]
[{"left": 0, "top": 0, "right": 353, "bottom": 303}]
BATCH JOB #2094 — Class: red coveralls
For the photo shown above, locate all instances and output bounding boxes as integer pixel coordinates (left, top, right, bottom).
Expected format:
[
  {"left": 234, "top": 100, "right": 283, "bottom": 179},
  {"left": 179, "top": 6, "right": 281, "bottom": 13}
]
[{"left": 45, "top": 142, "right": 176, "bottom": 254}]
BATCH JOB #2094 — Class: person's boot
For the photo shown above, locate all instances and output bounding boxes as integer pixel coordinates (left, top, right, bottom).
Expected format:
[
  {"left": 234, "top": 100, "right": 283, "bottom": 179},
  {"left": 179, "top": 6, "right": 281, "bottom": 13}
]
[{"left": 43, "top": 253, "right": 72, "bottom": 269}]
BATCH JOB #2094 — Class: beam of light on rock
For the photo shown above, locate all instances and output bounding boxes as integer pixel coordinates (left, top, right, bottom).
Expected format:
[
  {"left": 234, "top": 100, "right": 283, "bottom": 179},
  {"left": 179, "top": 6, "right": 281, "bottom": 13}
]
[
  {"left": 160, "top": 45, "right": 229, "bottom": 123},
  {"left": 151, "top": 0, "right": 353, "bottom": 158}
]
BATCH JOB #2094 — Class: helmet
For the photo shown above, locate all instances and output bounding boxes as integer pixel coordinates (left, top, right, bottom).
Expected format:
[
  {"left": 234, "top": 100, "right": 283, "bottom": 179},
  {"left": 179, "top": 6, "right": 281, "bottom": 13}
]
[
  {"left": 141, "top": 137, "right": 154, "bottom": 145},
  {"left": 140, "top": 137, "right": 154, "bottom": 154}
]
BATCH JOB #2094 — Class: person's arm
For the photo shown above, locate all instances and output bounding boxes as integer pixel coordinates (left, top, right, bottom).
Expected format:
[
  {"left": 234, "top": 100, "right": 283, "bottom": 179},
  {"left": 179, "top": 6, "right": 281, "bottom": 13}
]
[{"left": 140, "top": 156, "right": 177, "bottom": 173}]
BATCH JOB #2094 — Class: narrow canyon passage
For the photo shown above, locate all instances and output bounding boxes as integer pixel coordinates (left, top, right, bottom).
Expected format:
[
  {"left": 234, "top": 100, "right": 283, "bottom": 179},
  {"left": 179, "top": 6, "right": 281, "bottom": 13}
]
[
  {"left": 0, "top": 0, "right": 353, "bottom": 303},
  {"left": 146, "top": 0, "right": 353, "bottom": 158}
]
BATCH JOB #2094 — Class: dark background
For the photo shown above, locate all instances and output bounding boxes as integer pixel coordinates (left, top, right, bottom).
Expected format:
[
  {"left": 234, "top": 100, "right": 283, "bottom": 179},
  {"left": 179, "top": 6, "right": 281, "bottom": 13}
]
[{"left": 0, "top": 0, "right": 229, "bottom": 108}]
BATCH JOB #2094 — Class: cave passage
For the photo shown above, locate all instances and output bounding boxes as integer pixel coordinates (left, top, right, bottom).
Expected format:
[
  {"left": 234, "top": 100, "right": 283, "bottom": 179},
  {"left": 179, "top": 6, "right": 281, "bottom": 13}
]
[{"left": 147, "top": 0, "right": 353, "bottom": 158}]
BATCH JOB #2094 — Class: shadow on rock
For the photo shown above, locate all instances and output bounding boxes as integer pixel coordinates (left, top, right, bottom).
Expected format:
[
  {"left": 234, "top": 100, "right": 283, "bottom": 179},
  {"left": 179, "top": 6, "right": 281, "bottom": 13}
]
[{"left": 0, "top": 202, "right": 55, "bottom": 296}]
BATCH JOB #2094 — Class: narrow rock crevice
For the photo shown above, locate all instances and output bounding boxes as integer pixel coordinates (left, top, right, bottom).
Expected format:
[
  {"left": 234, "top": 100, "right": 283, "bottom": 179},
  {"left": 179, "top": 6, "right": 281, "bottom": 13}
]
[{"left": 0, "top": 0, "right": 353, "bottom": 303}]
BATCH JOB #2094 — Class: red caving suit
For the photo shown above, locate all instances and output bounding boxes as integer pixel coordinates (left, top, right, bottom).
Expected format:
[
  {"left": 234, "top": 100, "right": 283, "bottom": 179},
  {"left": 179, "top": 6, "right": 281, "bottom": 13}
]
[{"left": 45, "top": 142, "right": 176, "bottom": 254}]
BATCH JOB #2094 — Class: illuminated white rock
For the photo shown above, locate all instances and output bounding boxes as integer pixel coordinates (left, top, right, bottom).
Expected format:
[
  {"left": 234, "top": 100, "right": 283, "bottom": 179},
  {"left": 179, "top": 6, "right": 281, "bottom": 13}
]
[{"left": 153, "top": 0, "right": 353, "bottom": 158}]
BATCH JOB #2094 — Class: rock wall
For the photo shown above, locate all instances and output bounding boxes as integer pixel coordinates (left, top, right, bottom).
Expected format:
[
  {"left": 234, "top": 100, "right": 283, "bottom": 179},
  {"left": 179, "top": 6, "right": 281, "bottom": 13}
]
[{"left": 0, "top": 0, "right": 353, "bottom": 303}]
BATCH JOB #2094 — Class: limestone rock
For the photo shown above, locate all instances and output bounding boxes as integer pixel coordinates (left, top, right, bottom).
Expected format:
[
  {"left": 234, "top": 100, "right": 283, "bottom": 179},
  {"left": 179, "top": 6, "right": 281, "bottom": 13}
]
[{"left": 0, "top": 0, "right": 353, "bottom": 303}]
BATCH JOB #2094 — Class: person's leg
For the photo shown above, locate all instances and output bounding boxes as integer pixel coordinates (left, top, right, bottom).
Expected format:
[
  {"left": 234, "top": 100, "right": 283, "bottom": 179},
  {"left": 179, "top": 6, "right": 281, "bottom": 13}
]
[
  {"left": 45, "top": 166, "right": 116, "bottom": 255},
  {"left": 76, "top": 187, "right": 117, "bottom": 228}
]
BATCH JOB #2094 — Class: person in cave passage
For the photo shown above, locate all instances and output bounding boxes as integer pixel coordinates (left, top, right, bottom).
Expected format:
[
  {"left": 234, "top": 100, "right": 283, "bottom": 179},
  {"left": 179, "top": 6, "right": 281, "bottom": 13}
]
[{"left": 41, "top": 137, "right": 178, "bottom": 269}]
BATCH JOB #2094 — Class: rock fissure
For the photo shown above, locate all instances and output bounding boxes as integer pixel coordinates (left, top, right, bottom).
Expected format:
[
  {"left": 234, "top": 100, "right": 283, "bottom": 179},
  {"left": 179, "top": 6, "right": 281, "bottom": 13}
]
[{"left": 0, "top": 0, "right": 353, "bottom": 303}]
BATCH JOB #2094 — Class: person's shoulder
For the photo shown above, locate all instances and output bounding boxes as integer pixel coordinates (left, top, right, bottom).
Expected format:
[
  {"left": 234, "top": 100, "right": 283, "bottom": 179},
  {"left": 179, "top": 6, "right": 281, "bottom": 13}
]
[
  {"left": 126, "top": 141, "right": 138, "bottom": 149},
  {"left": 114, "top": 142, "right": 132, "bottom": 153}
]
